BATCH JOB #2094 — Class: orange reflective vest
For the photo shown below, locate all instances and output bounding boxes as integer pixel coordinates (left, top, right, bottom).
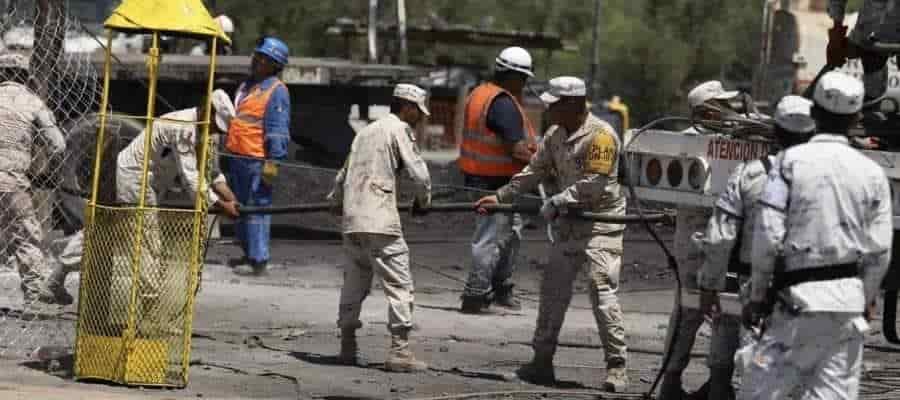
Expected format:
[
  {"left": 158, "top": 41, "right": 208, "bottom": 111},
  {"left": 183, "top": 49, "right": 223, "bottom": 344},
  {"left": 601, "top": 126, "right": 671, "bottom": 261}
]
[
  {"left": 457, "top": 82, "right": 536, "bottom": 177},
  {"left": 226, "top": 79, "right": 286, "bottom": 157}
]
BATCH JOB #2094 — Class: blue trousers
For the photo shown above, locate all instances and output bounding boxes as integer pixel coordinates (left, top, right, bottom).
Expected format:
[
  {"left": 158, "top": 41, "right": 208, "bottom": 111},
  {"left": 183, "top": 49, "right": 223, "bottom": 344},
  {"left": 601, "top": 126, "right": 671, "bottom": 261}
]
[{"left": 227, "top": 158, "right": 272, "bottom": 263}]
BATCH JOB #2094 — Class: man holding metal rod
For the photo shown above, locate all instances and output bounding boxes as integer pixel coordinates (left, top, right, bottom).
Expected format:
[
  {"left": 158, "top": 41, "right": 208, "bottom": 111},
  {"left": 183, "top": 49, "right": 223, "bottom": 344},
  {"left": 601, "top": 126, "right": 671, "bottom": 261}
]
[{"left": 475, "top": 76, "right": 629, "bottom": 392}]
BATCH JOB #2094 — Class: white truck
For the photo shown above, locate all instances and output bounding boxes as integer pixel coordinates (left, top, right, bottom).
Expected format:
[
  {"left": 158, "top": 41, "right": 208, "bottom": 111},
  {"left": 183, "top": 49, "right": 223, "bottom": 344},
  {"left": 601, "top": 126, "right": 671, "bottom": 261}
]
[{"left": 622, "top": 0, "right": 900, "bottom": 342}]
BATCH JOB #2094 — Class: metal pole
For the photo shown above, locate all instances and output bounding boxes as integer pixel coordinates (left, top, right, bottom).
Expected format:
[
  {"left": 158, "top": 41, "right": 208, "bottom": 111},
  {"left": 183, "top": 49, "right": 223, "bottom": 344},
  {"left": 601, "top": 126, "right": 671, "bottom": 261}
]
[
  {"left": 397, "top": 0, "right": 408, "bottom": 64},
  {"left": 368, "top": 0, "right": 379, "bottom": 63},
  {"left": 588, "top": 0, "right": 602, "bottom": 100}
]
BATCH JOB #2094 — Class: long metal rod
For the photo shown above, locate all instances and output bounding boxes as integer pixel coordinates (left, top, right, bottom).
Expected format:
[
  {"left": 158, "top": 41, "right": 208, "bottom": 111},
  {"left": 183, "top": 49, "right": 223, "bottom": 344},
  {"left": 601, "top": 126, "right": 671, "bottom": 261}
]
[
  {"left": 208, "top": 202, "right": 672, "bottom": 223},
  {"left": 587, "top": 0, "right": 602, "bottom": 99},
  {"left": 397, "top": 0, "right": 408, "bottom": 64},
  {"left": 368, "top": 0, "right": 379, "bottom": 62}
]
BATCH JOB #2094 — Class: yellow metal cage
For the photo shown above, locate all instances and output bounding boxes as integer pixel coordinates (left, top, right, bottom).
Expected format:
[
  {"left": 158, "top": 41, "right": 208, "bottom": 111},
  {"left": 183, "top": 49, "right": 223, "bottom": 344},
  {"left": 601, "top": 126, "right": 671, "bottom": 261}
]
[{"left": 74, "top": 0, "right": 231, "bottom": 388}]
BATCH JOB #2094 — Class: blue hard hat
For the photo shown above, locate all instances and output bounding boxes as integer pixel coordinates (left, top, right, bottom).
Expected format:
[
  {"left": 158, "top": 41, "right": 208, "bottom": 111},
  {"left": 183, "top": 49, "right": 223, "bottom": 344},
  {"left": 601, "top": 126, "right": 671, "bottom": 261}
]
[{"left": 254, "top": 36, "right": 289, "bottom": 66}]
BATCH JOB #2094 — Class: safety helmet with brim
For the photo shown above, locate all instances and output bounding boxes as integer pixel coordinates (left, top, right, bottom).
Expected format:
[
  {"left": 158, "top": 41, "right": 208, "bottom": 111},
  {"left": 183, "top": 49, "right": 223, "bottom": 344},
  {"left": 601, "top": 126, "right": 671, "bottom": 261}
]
[
  {"left": 774, "top": 95, "right": 816, "bottom": 133},
  {"left": 812, "top": 71, "right": 864, "bottom": 115},
  {"left": 495, "top": 46, "right": 534, "bottom": 78},
  {"left": 688, "top": 80, "right": 739, "bottom": 109}
]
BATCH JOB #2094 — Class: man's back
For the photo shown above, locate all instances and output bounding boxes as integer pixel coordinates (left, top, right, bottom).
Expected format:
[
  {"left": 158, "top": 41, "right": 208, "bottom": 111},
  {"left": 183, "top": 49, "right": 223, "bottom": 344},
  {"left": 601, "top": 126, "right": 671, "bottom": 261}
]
[
  {"left": 341, "top": 114, "right": 429, "bottom": 236},
  {"left": 775, "top": 134, "right": 892, "bottom": 312},
  {"left": 0, "top": 82, "right": 59, "bottom": 191}
]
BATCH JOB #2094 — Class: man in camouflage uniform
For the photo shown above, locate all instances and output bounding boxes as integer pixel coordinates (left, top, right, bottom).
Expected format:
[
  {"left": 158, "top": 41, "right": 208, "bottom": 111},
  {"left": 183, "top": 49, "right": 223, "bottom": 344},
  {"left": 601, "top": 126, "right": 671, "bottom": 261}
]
[
  {"left": 328, "top": 83, "right": 432, "bottom": 373},
  {"left": 690, "top": 95, "right": 817, "bottom": 400},
  {"left": 0, "top": 53, "right": 66, "bottom": 304},
  {"left": 476, "top": 76, "right": 628, "bottom": 392}
]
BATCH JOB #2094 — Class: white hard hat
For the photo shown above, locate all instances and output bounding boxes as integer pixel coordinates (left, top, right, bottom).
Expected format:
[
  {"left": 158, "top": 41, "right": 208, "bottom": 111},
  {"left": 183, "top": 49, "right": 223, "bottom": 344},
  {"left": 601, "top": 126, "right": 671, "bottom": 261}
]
[
  {"left": 0, "top": 53, "right": 29, "bottom": 71},
  {"left": 540, "top": 76, "right": 587, "bottom": 104},
  {"left": 687, "top": 80, "right": 739, "bottom": 108},
  {"left": 215, "top": 15, "right": 234, "bottom": 34},
  {"left": 813, "top": 71, "right": 864, "bottom": 115},
  {"left": 774, "top": 95, "right": 815, "bottom": 133},
  {"left": 211, "top": 89, "right": 235, "bottom": 132},
  {"left": 495, "top": 46, "right": 534, "bottom": 78},
  {"left": 393, "top": 83, "right": 430, "bottom": 116}
]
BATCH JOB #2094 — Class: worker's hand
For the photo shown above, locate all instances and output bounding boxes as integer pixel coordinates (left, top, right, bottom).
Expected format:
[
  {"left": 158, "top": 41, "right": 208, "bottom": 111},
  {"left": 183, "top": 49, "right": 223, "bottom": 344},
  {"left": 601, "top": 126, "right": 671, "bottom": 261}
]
[
  {"left": 218, "top": 200, "right": 240, "bottom": 218},
  {"left": 865, "top": 300, "right": 878, "bottom": 322},
  {"left": 475, "top": 195, "right": 499, "bottom": 215},
  {"left": 410, "top": 195, "right": 430, "bottom": 217},
  {"left": 699, "top": 289, "right": 721, "bottom": 320},
  {"left": 261, "top": 161, "right": 278, "bottom": 187},
  {"left": 742, "top": 301, "right": 767, "bottom": 330},
  {"left": 540, "top": 200, "right": 559, "bottom": 222},
  {"left": 827, "top": 24, "right": 849, "bottom": 67}
]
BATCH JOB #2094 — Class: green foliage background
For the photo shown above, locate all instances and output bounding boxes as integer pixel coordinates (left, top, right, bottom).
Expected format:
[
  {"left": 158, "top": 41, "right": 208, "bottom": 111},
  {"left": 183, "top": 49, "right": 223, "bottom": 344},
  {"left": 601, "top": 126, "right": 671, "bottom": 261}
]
[{"left": 205, "top": 1, "right": 848, "bottom": 122}]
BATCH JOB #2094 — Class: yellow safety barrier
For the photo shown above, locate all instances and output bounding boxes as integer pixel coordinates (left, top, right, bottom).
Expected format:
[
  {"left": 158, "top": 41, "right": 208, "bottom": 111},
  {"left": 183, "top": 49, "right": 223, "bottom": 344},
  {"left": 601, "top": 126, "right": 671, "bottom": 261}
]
[{"left": 74, "top": 0, "right": 229, "bottom": 388}]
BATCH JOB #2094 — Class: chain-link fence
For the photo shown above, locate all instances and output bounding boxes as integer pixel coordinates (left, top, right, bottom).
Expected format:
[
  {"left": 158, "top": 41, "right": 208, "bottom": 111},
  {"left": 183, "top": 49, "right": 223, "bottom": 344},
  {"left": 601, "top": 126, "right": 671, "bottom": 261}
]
[{"left": 0, "top": 1, "right": 103, "bottom": 361}]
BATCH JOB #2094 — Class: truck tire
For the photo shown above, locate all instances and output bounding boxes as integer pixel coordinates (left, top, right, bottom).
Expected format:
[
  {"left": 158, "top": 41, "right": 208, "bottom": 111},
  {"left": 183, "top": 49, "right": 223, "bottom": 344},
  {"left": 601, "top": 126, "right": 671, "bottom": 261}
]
[{"left": 884, "top": 289, "right": 900, "bottom": 344}]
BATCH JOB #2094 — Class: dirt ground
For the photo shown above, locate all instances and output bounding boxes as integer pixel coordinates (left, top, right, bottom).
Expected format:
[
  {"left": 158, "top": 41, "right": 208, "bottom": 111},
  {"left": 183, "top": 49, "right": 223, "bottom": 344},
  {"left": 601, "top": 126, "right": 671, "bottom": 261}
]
[{"left": 0, "top": 156, "right": 899, "bottom": 399}]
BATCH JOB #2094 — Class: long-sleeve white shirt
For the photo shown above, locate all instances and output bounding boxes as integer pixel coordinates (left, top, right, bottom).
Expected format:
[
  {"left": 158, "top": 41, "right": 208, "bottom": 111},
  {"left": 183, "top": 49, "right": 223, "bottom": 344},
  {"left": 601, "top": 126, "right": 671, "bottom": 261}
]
[{"left": 751, "top": 134, "right": 892, "bottom": 313}]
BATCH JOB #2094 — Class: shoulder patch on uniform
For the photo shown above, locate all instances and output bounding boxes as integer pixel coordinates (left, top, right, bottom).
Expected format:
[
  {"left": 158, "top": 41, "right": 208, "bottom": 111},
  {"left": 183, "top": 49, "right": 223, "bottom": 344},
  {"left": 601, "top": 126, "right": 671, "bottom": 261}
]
[{"left": 586, "top": 129, "right": 617, "bottom": 174}]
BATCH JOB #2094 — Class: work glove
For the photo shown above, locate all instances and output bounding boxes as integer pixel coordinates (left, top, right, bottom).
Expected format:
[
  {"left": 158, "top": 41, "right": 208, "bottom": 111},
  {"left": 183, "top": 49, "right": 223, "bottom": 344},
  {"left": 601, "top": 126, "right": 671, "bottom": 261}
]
[
  {"left": 541, "top": 194, "right": 565, "bottom": 222},
  {"left": 742, "top": 301, "right": 768, "bottom": 330},
  {"left": 410, "top": 193, "right": 431, "bottom": 217},
  {"left": 261, "top": 161, "right": 278, "bottom": 187},
  {"left": 827, "top": 24, "right": 849, "bottom": 67}
]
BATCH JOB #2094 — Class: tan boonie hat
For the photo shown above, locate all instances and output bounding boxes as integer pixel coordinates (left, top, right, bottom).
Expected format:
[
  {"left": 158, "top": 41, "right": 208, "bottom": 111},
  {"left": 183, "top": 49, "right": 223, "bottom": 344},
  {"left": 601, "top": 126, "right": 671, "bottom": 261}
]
[
  {"left": 687, "top": 80, "right": 739, "bottom": 108},
  {"left": 540, "top": 76, "right": 587, "bottom": 104},
  {"left": 393, "top": 83, "right": 430, "bottom": 116},
  {"left": 774, "top": 95, "right": 815, "bottom": 133}
]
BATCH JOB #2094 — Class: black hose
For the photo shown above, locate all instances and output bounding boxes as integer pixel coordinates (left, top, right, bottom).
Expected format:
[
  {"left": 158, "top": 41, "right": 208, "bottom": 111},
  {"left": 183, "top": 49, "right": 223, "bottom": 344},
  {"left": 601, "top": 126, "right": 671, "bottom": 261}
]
[{"left": 623, "top": 117, "right": 684, "bottom": 399}]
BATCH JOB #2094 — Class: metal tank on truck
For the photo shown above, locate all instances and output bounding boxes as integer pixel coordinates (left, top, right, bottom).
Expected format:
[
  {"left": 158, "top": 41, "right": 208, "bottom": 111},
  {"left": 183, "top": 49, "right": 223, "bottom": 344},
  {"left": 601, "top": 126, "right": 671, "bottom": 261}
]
[{"left": 621, "top": 0, "right": 900, "bottom": 343}]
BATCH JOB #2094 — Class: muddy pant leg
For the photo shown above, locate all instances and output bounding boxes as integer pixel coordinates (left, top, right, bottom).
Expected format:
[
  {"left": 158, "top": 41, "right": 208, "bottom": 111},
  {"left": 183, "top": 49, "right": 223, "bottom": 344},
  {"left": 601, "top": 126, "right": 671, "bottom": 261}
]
[
  {"left": 586, "top": 233, "right": 626, "bottom": 363},
  {"left": 493, "top": 212, "right": 522, "bottom": 288},
  {"left": 369, "top": 235, "right": 414, "bottom": 331},
  {"left": 2, "top": 192, "right": 47, "bottom": 296},
  {"left": 337, "top": 234, "right": 375, "bottom": 330},
  {"left": 464, "top": 213, "right": 500, "bottom": 297},
  {"left": 532, "top": 242, "right": 579, "bottom": 358},
  {"left": 56, "top": 229, "right": 84, "bottom": 275},
  {"left": 708, "top": 314, "right": 742, "bottom": 399}
]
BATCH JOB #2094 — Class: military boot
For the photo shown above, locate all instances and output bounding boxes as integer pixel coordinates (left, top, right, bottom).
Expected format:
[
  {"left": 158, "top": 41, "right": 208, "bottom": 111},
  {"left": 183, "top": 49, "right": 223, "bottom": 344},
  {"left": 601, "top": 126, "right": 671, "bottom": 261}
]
[
  {"left": 459, "top": 294, "right": 490, "bottom": 314},
  {"left": 21, "top": 283, "right": 58, "bottom": 306},
  {"left": 492, "top": 283, "right": 521, "bottom": 311},
  {"left": 515, "top": 351, "right": 555, "bottom": 384},
  {"left": 44, "top": 266, "right": 73, "bottom": 306},
  {"left": 658, "top": 373, "right": 688, "bottom": 400},
  {"left": 603, "top": 359, "right": 629, "bottom": 392},
  {"left": 384, "top": 327, "right": 428, "bottom": 373},
  {"left": 336, "top": 328, "right": 368, "bottom": 367}
]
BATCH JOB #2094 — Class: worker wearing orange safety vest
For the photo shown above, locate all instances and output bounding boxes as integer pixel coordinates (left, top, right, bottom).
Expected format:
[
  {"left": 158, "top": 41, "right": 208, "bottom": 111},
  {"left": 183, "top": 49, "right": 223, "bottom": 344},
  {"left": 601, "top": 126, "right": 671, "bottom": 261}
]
[
  {"left": 457, "top": 46, "right": 537, "bottom": 314},
  {"left": 225, "top": 36, "right": 291, "bottom": 276}
]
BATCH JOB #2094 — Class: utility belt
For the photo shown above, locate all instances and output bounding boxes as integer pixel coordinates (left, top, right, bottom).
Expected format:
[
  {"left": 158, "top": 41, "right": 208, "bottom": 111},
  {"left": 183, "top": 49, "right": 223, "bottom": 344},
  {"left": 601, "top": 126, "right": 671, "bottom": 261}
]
[{"left": 765, "top": 262, "right": 859, "bottom": 315}]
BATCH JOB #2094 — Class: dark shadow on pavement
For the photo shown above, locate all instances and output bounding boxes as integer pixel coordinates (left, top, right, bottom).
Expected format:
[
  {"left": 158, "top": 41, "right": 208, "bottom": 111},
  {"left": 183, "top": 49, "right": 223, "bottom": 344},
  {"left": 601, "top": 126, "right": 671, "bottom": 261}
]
[{"left": 20, "top": 353, "right": 75, "bottom": 380}]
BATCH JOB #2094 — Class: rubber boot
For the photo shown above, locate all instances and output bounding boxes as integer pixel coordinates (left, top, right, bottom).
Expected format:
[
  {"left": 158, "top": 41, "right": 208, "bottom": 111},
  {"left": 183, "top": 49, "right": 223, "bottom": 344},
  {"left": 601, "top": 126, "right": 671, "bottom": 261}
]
[
  {"left": 337, "top": 328, "right": 368, "bottom": 367},
  {"left": 384, "top": 327, "right": 428, "bottom": 373},
  {"left": 658, "top": 373, "right": 688, "bottom": 400},
  {"left": 459, "top": 294, "right": 490, "bottom": 314},
  {"left": 44, "top": 266, "right": 73, "bottom": 306},
  {"left": 492, "top": 283, "right": 521, "bottom": 311},
  {"left": 515, "top": 351, "right": 555, "bottom": 384},
  {"left": 603, "top": 359, "right": 629, "bottom": 392}
]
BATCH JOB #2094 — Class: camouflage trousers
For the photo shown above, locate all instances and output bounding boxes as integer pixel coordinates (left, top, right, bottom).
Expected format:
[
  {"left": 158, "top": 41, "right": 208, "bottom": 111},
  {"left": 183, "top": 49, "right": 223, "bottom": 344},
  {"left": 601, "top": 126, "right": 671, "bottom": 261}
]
[
  {"left": 0, "top": 191, "right": 47, "bottom": 297},
  {"left": 741, "top": 310, "right": 865, "bottom": 400},
  {"left": 337, "top": 233, "right": 415, "bottom": 332},
  {"left": 532, "top": 230, "right": 626, "bottom": 364}
]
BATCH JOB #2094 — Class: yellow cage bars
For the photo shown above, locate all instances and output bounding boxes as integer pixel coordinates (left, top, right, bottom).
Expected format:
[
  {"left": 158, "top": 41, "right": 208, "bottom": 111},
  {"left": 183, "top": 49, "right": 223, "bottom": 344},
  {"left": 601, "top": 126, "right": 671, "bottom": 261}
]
[{"left": 74, "top": 0, "right": 230, "bottom": 388}]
